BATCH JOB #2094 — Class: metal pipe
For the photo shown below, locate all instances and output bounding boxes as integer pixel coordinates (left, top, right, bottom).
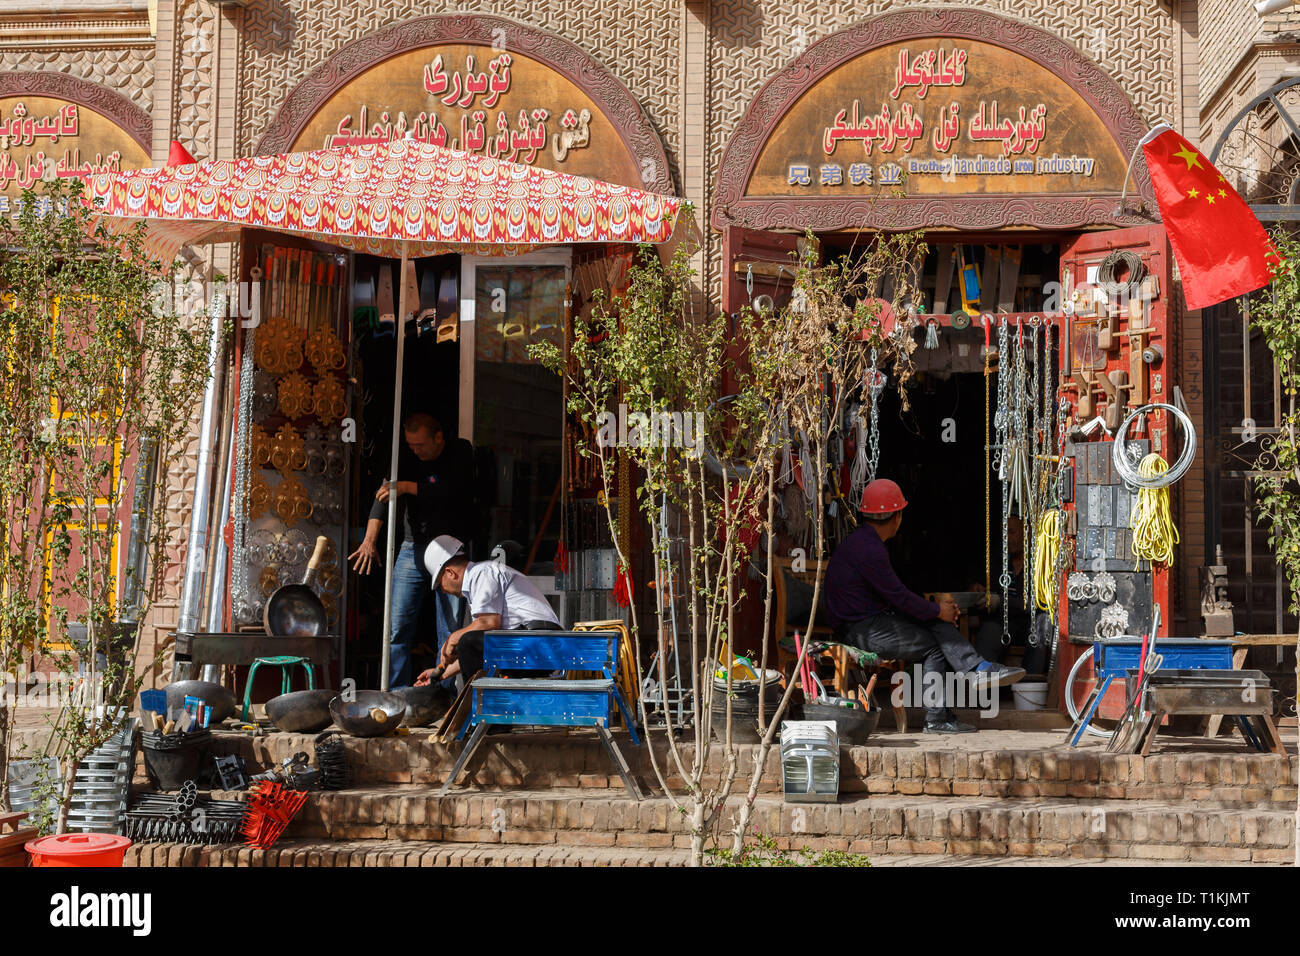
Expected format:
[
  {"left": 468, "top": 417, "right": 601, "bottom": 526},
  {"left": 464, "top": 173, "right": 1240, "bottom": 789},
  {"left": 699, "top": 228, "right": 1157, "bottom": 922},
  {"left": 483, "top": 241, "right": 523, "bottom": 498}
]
[
  {"left": 379, "top": 243, "right": 410, "bottom": 692},
  {"left": 203, "top": 349, "right": 237, "bottom": 656},
  {"left": 174, "top": 291, "right": 227, "bottom": 679}
]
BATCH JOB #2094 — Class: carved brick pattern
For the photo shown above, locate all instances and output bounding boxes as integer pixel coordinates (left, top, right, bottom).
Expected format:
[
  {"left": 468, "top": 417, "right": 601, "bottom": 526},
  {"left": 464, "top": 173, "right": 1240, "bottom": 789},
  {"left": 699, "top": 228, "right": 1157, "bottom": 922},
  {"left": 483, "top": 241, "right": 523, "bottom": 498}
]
[
  {"left": 0, "top": 47, "right": 154, "bottom": 114},
  {"left": 238, "top": 0, "right": 680, "bottom": 187},
  {"left": 172, "top": 2, "right": 217, "bottom": 156}
]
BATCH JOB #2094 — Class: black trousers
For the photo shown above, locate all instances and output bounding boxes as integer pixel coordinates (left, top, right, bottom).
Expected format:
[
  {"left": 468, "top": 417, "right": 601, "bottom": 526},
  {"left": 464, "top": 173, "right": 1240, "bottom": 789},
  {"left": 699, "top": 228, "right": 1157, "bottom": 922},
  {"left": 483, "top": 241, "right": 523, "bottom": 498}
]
[
  {"left": 836, "top": 612, "right": 987, "bottom": 723},
  {"left": 455, "top": 620, "right": 562, "bottom": 678}
]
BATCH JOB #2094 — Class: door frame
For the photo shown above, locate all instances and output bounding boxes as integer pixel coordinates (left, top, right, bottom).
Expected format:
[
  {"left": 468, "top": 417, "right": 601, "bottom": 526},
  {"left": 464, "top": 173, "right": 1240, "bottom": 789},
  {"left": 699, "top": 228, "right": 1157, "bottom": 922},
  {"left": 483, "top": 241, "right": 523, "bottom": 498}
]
[{"left": 457, "top": 250, "right": 573, "bottom": 443}]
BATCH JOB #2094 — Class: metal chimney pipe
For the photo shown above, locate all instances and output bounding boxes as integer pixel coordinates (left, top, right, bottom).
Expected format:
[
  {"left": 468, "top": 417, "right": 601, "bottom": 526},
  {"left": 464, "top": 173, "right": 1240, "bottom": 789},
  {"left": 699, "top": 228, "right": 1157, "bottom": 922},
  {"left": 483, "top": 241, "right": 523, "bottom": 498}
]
[{"left": 174, "top": 290, "right": 227, "bottom": 680}]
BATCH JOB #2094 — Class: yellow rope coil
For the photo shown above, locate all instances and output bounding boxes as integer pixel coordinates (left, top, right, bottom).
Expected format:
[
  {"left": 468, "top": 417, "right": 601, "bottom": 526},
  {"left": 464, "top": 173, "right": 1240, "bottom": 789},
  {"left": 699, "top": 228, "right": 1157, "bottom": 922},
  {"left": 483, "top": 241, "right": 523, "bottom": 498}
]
[
  {"left": 1032, "top": 508, "right": 1059, "bottom": 612},
  {"left": 1130, "top": 453, "right": 1179, "bottom": 567}
]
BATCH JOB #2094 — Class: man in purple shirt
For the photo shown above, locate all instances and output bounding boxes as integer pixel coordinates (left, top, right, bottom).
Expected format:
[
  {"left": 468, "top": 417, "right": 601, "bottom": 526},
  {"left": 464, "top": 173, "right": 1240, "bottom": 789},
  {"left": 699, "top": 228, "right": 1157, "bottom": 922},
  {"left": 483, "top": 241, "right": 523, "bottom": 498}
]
[{"left": 825, "top": 479, "right": 1024, "bottom": 733}]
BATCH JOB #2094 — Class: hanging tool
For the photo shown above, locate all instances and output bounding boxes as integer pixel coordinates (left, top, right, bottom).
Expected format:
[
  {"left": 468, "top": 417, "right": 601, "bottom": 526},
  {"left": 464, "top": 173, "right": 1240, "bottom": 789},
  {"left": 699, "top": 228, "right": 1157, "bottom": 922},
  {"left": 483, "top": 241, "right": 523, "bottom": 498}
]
[
  {"left": 1126, "top": 326, "right": 1155, "bottom": 405},
  {"left": 958, "top": 245, "right": 981, "bottom": 315},
  {"left": 1073, "top": 370, "right": 1095, "bottom": 420}
]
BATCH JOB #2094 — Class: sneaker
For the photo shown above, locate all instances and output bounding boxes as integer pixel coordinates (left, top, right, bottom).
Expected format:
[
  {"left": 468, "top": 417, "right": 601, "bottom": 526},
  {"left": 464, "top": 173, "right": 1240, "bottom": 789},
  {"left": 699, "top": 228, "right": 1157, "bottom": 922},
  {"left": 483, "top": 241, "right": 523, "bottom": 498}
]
[
  {"left": 924, "top": 719, "right": 977, "bottom": 734},
  {"left": 969, "top": 665, "right": 1026, "bottom": 690}
]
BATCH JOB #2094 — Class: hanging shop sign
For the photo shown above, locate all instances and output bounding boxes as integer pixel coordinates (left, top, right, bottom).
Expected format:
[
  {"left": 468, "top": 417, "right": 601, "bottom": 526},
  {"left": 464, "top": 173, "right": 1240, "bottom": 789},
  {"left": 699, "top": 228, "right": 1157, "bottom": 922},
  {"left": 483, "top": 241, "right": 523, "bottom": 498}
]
[
  {"left": 0, "top": 75, "right": 151, "bottom": 211},
  {"left": 713, "top": 10, "right": 1155, "bottom": 231},
  {"left": 270, "top": 16, "right": 671, "bottom": 193}
]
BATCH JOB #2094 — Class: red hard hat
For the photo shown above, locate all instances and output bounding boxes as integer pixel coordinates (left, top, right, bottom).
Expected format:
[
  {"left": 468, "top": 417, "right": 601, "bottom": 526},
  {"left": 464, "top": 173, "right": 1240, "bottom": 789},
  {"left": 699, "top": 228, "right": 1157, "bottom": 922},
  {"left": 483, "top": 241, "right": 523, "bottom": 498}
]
[{"left": 859, "top": 478, "right": 908, "bottom": 515}]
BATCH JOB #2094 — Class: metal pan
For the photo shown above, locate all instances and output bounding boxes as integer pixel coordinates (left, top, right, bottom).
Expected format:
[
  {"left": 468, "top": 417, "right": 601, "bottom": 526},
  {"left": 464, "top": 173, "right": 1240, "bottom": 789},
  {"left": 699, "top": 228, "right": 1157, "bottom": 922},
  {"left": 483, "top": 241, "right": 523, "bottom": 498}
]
[{"left": 264, "top": 535, "right": 329, "bottom": 637}]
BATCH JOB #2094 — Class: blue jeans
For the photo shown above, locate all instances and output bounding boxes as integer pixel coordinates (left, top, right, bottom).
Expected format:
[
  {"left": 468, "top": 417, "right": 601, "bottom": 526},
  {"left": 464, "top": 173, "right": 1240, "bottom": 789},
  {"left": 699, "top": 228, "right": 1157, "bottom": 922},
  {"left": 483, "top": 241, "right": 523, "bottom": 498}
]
[
  {"left": 389, "top": 542, "right": 465, "bottom": 689},
  {"left": 434, "top": 588, "right": 464, "bottom": 692}
]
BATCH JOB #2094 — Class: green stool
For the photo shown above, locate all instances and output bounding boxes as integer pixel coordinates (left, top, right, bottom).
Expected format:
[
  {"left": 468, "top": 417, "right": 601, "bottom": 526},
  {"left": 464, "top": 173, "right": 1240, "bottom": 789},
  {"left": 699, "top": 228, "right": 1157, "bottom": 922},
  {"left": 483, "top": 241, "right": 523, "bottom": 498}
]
[{"left": 242, "top": 655, "right": 316, "bottom": 721}]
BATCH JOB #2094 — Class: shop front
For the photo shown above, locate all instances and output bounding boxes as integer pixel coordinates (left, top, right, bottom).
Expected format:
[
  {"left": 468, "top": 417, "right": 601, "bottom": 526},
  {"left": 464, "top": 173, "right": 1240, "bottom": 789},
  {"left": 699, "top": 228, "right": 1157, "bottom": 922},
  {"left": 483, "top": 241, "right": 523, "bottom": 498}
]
[
  {"left": 0, "top": 70, "right": 153, "bottom": 652},
  {"left": 220, "top": 15, "right": 673, "bottom": 686},
  {"left": 712, "top": 9, "right": 1182, "bottom": 717}
]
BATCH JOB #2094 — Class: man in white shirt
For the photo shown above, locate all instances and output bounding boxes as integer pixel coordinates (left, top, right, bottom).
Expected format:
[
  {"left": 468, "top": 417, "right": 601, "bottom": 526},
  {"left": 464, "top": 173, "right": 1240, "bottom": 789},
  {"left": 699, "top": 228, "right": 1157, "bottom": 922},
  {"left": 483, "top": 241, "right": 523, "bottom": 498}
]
[{"left": 413, "top": 535, "right": 560, "bottom": 684}]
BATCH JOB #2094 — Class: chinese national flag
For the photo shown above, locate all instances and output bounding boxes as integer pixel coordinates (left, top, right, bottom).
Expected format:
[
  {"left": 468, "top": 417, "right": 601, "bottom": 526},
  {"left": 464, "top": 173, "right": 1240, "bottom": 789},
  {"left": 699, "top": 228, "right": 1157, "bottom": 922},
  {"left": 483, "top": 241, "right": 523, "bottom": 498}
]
[{"left": 1141, "top": 124, "right": 1276, "bottom": 310}]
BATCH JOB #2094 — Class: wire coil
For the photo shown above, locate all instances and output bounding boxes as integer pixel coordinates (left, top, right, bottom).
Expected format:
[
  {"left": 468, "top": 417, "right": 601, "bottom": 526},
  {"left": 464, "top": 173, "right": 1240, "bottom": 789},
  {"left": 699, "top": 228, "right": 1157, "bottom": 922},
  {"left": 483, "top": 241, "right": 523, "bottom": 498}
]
[{"left": 1111, "top": 402, "right": 1196, "bottom": 488}]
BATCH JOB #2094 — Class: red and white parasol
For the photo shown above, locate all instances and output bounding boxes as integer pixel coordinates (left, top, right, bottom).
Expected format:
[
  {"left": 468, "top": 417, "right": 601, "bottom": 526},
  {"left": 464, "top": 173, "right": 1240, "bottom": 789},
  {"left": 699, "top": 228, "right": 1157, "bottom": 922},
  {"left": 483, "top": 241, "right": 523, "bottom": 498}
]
[{"left": 87, "top": 138, "right": 682, "bottom": 689}]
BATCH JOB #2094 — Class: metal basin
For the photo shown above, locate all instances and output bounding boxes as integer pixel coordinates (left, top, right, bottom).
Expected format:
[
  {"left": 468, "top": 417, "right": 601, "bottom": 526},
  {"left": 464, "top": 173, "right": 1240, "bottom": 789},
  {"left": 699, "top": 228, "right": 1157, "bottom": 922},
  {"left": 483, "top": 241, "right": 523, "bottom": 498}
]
[
  {"left": 265, "top": 689, "right": 336, "bottom": 733},
  {"left": 163, "top": 680, "right": 236, "bottom": 724},
  {"left": 328, "top": 691, "right": 406, "bottom": 738},
  {"left": 397, "top": 686, "right": 451, "bottom": 728}
]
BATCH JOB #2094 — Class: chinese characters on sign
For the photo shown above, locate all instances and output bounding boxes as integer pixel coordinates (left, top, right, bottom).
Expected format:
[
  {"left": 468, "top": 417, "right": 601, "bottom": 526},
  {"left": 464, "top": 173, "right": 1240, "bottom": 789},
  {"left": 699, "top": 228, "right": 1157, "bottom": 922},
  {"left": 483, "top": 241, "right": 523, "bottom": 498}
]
[{"left": 748, "top": 37, "right": 1124, "bottom": 199}]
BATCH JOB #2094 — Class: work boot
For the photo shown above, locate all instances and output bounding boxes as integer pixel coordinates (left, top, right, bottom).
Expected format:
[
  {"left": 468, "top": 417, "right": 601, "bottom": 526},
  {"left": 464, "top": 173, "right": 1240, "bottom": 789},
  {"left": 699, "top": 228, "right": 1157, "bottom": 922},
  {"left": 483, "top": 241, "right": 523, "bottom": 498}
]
[{"left": 924, "top": 718, "right": 977, "bottom": 734}]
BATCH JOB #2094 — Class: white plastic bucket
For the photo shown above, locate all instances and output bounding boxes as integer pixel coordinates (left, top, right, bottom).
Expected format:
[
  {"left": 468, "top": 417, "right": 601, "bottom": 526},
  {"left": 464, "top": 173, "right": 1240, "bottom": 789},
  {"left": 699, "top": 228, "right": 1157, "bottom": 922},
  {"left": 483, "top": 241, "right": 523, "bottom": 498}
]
[{"left": 1011, "top": 681, "right": 1048, "bottom": 711}]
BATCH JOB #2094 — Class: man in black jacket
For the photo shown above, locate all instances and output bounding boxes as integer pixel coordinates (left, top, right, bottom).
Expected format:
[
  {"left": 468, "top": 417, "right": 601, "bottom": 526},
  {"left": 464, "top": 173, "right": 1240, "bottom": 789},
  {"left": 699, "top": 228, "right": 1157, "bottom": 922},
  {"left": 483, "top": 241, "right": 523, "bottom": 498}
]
[{"left": 349, "top": 412, "right": 475, "bottom": 688}]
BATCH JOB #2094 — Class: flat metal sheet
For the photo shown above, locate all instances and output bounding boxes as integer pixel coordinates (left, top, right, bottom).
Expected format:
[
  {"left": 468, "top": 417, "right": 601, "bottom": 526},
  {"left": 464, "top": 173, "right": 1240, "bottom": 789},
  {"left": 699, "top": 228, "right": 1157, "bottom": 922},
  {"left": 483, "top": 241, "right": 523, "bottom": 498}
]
[
  {"left": 1098, "top": 485, "right": 1114, "bottom": 526},
  {"left": 1067, "top": 569, "right": 1153, "bottom": 639},
  {"left": 1115, "top": 487, "right": 1132, "bottom": 526}
]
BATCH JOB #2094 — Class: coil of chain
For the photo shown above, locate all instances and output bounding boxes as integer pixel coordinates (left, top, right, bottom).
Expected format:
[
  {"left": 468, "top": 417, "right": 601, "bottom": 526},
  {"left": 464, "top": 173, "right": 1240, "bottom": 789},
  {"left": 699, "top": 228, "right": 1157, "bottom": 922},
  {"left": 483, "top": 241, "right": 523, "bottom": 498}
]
[{"left": 231, "top": 323, "right": 256, "bottom": 623}]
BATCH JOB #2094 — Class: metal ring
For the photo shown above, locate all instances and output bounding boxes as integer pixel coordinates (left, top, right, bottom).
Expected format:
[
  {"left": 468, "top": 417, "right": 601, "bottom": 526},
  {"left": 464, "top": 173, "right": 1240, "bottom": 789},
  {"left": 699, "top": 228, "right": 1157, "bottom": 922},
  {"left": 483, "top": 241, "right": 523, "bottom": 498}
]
[{"left": 1112, "top": 402, "right": 1197, "bottom": 488}]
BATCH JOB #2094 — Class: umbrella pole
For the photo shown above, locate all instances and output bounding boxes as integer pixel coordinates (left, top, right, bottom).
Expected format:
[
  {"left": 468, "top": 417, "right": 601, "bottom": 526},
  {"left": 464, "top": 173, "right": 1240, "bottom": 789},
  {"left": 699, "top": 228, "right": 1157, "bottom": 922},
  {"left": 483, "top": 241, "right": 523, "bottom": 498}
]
[{"left": 380, "top": 242, "right": 410, "bottom": 692}]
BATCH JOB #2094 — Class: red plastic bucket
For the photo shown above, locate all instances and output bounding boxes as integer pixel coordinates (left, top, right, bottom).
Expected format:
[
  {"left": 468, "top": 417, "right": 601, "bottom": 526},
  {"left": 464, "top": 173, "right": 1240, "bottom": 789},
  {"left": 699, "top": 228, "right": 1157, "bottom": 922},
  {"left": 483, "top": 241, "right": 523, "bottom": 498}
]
[{"left": 26, "top": 833, "right": 132, "bottom": 867}]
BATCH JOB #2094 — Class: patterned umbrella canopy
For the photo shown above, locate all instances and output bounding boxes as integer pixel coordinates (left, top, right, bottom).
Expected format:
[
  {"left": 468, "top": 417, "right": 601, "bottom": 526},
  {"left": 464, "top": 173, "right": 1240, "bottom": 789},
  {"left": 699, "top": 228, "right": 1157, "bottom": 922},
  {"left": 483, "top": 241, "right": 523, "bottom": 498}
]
[
  {"left": 88, "top": 137, "right": 682, "bottom": 693},
  {"left": 85, "top": 137, "right": 681, "bottom": 261}
]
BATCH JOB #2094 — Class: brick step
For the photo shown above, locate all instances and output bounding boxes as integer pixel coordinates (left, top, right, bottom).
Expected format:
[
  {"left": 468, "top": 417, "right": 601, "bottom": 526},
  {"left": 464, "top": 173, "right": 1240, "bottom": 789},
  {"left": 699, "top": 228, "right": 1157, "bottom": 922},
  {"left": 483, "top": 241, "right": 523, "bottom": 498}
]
[
  {"left": 125, "top": 839, "right": 687, "bottom": 867},
  {"left": 280, "top": 786, "right": 1294, "bottom": 862},
  {"left": 205, "top": 728, "right": 1297, "bottom": 808},
  {"left": 123, "top": 840, "right": 1264, "bottom": 868}
]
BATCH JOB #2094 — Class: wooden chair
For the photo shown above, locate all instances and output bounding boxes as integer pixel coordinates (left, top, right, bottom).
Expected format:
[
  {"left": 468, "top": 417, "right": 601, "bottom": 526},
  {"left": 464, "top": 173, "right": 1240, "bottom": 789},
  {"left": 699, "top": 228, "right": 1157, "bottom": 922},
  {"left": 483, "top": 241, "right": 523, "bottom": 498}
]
[{"left": 771, "top": 557, "right": 908, "bottom": 731}]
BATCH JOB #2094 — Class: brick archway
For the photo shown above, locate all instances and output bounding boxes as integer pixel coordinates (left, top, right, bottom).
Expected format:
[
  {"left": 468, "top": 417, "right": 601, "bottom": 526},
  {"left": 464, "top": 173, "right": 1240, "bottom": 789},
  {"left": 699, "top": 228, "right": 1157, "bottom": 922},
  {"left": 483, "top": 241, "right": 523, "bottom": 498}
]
[
  {"left": 0, "top": 70, "right": 151, "bottom": 152},
  {"left": 255, "top": 13, "right": 673, "bottom": 194},
  {"left": 712, "top": 7, "right": 1155, "bottom": 232}
]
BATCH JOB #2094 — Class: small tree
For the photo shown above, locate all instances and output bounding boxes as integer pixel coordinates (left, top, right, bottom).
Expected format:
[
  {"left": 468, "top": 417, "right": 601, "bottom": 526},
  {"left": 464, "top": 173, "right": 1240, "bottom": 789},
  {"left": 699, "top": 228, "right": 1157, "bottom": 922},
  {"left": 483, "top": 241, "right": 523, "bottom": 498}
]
[
  {"left": 535, "top": 223, "right": 923, "bottom": 864},
  {"left": 1248, "top": 228, "right": 1300, "bottom": 865},
  {"left": 728, "top": 231, "right": 925, "bottom": 855},
  {"left": 0, "top": 179, "right": 211, "bottom": 830}
]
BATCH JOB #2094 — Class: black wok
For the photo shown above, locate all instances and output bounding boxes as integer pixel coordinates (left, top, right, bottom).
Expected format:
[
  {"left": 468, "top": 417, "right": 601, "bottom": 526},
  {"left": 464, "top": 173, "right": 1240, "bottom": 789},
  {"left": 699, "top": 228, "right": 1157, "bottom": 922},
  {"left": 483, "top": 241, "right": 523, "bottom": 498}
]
[{"left": 264, "top": 535, "right": 330, "bottom": 637}]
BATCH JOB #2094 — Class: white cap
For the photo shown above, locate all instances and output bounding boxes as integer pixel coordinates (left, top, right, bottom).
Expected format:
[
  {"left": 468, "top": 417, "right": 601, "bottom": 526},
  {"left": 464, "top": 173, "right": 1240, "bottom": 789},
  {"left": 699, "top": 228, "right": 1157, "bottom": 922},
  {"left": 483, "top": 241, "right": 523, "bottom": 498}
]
[{"left": 424, "top": 534, "right": 465, "bottom": 588}]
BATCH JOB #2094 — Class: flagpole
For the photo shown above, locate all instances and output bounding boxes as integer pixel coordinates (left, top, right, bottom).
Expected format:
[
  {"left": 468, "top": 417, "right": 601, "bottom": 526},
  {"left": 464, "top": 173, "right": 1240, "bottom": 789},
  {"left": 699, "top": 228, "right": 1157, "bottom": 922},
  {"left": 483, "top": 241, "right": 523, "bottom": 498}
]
[
  {"left": 1116, "top": 122, "right": 1174, "bottom": 215},
  {"left": 380, "top": 240, "right": 410, "bottom": 692}
]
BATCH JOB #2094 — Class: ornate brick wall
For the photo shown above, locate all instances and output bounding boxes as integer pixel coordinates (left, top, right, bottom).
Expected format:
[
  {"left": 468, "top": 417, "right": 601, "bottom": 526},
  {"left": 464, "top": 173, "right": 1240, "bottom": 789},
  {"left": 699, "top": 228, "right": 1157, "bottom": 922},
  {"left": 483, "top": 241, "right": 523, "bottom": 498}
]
[
  {"left": 235, "top": 0, "right": 681, "bottom": 185},
  {"left": 703, "top": 0, "right": 1177, "bottom": 299},
  {"left": 0, "top": 49, "right": 154, "bottom": 112}
]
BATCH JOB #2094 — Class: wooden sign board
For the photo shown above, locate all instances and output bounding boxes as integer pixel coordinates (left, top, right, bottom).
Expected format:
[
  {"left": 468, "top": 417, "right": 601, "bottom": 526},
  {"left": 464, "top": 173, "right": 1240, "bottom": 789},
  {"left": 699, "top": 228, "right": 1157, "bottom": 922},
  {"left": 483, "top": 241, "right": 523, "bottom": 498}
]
[
  {"left": 745, "top": 38, "right": 1129, "bottom": 201},
  {"left": 0, "top": 96, "right": 150, "bottom": 206},
  {"left": 289, "top": 44, "right": 643, "bottom": 188}
]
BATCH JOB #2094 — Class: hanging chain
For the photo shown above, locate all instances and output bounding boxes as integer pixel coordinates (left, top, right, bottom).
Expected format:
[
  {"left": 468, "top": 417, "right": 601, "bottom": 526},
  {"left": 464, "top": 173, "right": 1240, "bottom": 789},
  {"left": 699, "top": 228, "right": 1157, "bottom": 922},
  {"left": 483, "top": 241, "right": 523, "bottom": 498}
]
[
  {"left": 867, "top": 346, "right": 881, "bottom": 481},
  {"left": 999, "top": 318, "right": 1013, "bottom": 645},
  {"left": 231, "top": 323, "right": 256, "bottom": 623},
  {"left": 984, "top": 334, "right": 993, "bottom": 607},
  {"left": 1026, "top": 320, "right": 1041, "bottom": 615}
]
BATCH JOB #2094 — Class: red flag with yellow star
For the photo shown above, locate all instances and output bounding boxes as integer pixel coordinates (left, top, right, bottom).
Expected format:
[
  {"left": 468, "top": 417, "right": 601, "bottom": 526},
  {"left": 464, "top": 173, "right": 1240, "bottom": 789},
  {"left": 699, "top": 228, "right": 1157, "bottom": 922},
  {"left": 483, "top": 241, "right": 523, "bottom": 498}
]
[{"left": 1140, "top": 124, "right": 1276, "bottom": 310}]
